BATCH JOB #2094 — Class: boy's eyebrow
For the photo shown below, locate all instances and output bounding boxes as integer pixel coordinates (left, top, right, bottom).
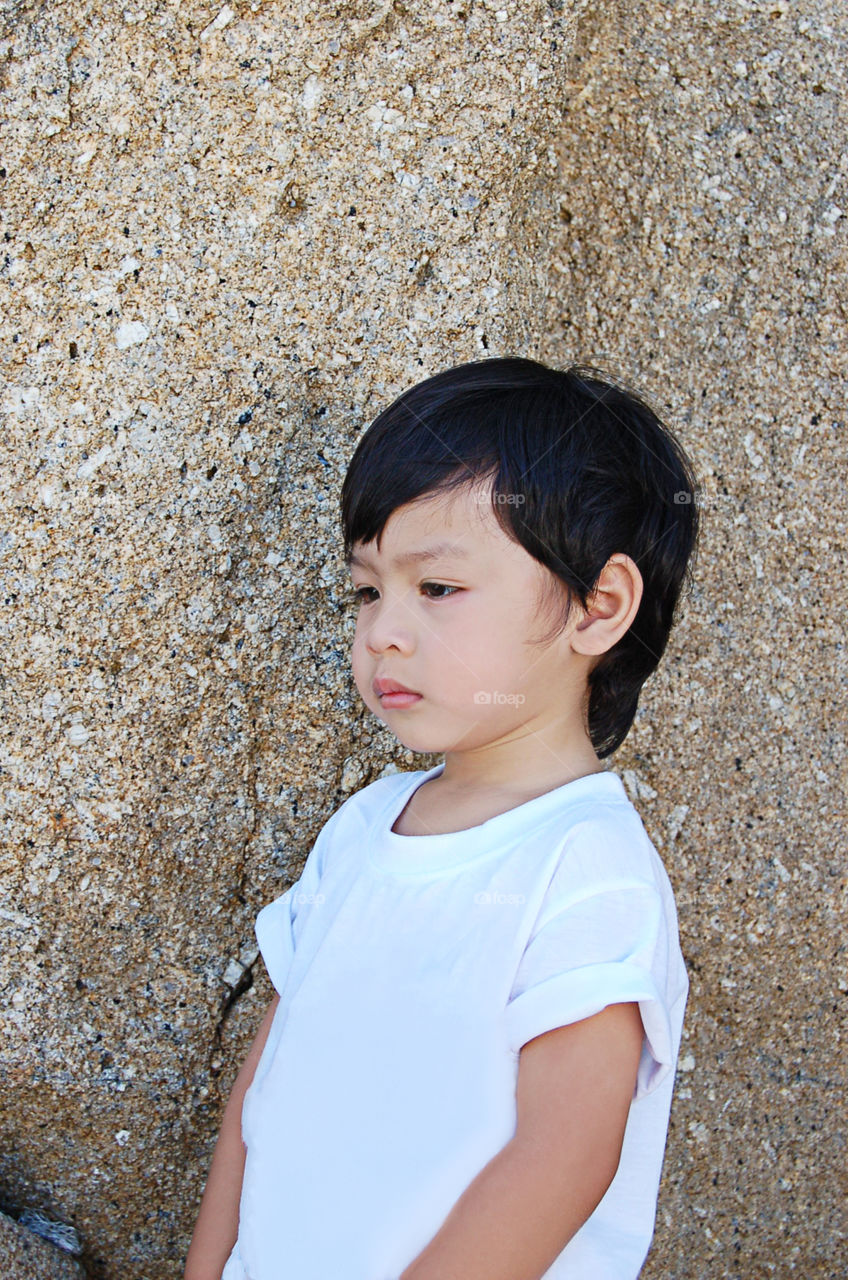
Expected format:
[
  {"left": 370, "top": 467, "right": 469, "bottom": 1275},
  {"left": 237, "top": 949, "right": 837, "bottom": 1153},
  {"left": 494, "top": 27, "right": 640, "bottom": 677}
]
[{"left": 347, "top": 541, "right": 470, "bottom": 571}]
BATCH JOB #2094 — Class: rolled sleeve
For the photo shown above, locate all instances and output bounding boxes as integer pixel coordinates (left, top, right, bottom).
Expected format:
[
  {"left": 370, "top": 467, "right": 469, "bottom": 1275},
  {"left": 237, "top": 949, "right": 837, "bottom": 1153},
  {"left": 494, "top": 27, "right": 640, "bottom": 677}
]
[
  {"left": 255, "top": 837, "right": 328, "bottom": 995},
  {"left": 503, "top": 878, "right": 680, "bottom": 1100},
  {"left": 255, "top": 889, "right": 297, "bottom": 995}
]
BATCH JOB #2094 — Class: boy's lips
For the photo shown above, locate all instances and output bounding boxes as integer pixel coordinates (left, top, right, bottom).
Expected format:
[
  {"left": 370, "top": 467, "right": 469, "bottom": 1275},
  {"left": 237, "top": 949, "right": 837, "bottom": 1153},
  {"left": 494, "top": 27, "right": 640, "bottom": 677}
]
[{"left": 373, "top": 677, "right": 421, "bottom": 697}]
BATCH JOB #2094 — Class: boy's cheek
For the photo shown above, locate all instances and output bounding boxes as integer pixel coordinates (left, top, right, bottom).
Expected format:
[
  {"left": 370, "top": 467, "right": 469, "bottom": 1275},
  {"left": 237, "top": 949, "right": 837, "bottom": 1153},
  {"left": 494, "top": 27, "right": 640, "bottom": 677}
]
[
  {"left": 350, "top": 646, "right": 379, "bottom": 714},
  {"left": 350, "top": 662, "right": 369, "bottom": 705}
]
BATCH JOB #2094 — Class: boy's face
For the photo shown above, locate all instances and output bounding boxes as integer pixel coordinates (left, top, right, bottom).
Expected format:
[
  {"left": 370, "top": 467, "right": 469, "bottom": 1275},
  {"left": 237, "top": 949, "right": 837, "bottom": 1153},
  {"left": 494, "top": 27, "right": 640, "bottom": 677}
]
[{"left": 348, "top": 479, "right": 592, "bottom": 758}]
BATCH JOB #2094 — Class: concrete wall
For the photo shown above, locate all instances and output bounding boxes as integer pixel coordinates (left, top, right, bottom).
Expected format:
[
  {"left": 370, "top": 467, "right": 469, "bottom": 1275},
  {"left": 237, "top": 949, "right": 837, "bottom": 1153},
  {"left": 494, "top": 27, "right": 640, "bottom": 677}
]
[{"left": 1, "top": 0, "right": 844, "bottom": 1276}]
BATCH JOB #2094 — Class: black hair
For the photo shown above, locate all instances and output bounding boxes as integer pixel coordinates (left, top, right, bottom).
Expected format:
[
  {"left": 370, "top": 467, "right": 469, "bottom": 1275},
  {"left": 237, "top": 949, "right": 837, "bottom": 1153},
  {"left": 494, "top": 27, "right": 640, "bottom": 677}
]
[{"left": 340, "top": 356, "right": 700, "bottom": 758}]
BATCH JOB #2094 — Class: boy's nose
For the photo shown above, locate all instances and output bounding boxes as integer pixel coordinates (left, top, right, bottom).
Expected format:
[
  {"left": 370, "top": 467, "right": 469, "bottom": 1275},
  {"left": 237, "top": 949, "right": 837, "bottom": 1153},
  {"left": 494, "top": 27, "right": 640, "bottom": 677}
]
[{"left": 362, "top": 590, "right": 417, "bottom": 656}]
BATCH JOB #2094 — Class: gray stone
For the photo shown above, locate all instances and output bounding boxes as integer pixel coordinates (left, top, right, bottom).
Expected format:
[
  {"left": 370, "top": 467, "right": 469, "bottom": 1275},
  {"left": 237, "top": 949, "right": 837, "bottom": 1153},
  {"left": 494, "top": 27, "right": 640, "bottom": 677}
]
[{"left": 0, "top": 1212, "right": 85, "bottom": 1280}]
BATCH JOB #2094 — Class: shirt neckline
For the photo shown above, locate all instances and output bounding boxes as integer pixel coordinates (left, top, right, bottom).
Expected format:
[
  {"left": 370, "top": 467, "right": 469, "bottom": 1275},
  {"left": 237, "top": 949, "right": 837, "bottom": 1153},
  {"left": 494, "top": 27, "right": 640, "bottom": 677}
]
[{"left": 367, "top": 762, "right": 629, "bottom": 876}]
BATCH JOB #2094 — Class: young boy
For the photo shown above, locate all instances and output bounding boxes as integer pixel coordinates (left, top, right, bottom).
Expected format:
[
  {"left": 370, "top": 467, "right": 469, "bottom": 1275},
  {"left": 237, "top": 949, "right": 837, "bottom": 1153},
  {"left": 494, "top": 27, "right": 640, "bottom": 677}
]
[{"left": 185, "top": 357, "right": 700, "bottom": 1280}]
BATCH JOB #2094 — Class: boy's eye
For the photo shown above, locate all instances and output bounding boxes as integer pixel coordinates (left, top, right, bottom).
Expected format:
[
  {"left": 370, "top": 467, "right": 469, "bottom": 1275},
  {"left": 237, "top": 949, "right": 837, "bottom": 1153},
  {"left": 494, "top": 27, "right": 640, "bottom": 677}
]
[
  {"left": 350, "top": 586, "right": 378, "bottom": 605},
  {"left": 348, "top": 583, "right": 459, "bottom": 605}
]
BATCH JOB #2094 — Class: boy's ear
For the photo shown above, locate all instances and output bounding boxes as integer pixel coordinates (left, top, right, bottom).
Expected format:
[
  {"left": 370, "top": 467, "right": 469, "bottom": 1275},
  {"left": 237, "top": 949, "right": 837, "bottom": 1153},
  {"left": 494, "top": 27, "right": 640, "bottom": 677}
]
[{"left": 571, "top": 554, "right": 644, "bottom": 657}]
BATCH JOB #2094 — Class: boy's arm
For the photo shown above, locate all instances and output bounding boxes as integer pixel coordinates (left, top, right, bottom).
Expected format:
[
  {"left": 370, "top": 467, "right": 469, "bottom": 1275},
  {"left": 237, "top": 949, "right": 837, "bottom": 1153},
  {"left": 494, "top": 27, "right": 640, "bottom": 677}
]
[
  {"left": 184, "top": 994, "right": 279, "bottom": 1280},
  {"left": 398, "top": 1001, "right": 644, "bottom": 1280}
]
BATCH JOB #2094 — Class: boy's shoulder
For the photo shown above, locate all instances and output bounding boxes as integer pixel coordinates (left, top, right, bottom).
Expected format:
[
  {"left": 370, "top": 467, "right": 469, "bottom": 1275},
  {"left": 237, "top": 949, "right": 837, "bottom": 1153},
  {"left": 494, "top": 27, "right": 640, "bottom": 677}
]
[
  {"left": 314, "top": 767, "right": 421, "bottom": 845},
  {"left": 343, "top": 766, "right": 420, "bottom": 815},
  {"left": 550, "top": 779, "right": 678, "bottom": 904}
]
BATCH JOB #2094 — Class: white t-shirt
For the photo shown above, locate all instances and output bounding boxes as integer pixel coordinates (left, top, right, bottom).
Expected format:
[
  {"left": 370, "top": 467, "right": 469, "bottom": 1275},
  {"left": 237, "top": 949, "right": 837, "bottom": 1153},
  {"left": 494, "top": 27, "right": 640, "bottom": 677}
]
[{"left": 222, "top": 762, "right": 688, "bottom": 1280}]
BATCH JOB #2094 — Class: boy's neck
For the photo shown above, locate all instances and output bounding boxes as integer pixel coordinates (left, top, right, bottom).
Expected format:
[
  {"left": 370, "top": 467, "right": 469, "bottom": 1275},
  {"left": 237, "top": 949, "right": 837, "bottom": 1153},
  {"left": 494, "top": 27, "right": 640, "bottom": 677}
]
[
  {"left": 435, "top": 735, "right": 604, "bottom": 803},
  {"left": 394, "top": 737, "right": 606, "bottom": 838}
]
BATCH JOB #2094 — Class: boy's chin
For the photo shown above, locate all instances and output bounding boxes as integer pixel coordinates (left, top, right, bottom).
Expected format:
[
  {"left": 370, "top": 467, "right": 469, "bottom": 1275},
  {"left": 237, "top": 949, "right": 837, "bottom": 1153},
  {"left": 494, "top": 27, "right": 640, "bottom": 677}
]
[{"left": 379, "top": 717, "right": 484, "bottom": 757}]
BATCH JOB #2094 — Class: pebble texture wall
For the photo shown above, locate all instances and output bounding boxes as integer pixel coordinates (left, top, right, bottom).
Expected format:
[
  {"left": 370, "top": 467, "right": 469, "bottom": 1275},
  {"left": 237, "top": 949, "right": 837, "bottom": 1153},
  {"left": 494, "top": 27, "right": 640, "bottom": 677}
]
[
  {"left": 1, "top": 1, "right": 844, "bottom": 1278},
  {"left": 537, "top": 3, "right": 846, "bottom": 1275},
  {"left": 1, "top": 2, "right": 588, "bottom": 1276}
]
